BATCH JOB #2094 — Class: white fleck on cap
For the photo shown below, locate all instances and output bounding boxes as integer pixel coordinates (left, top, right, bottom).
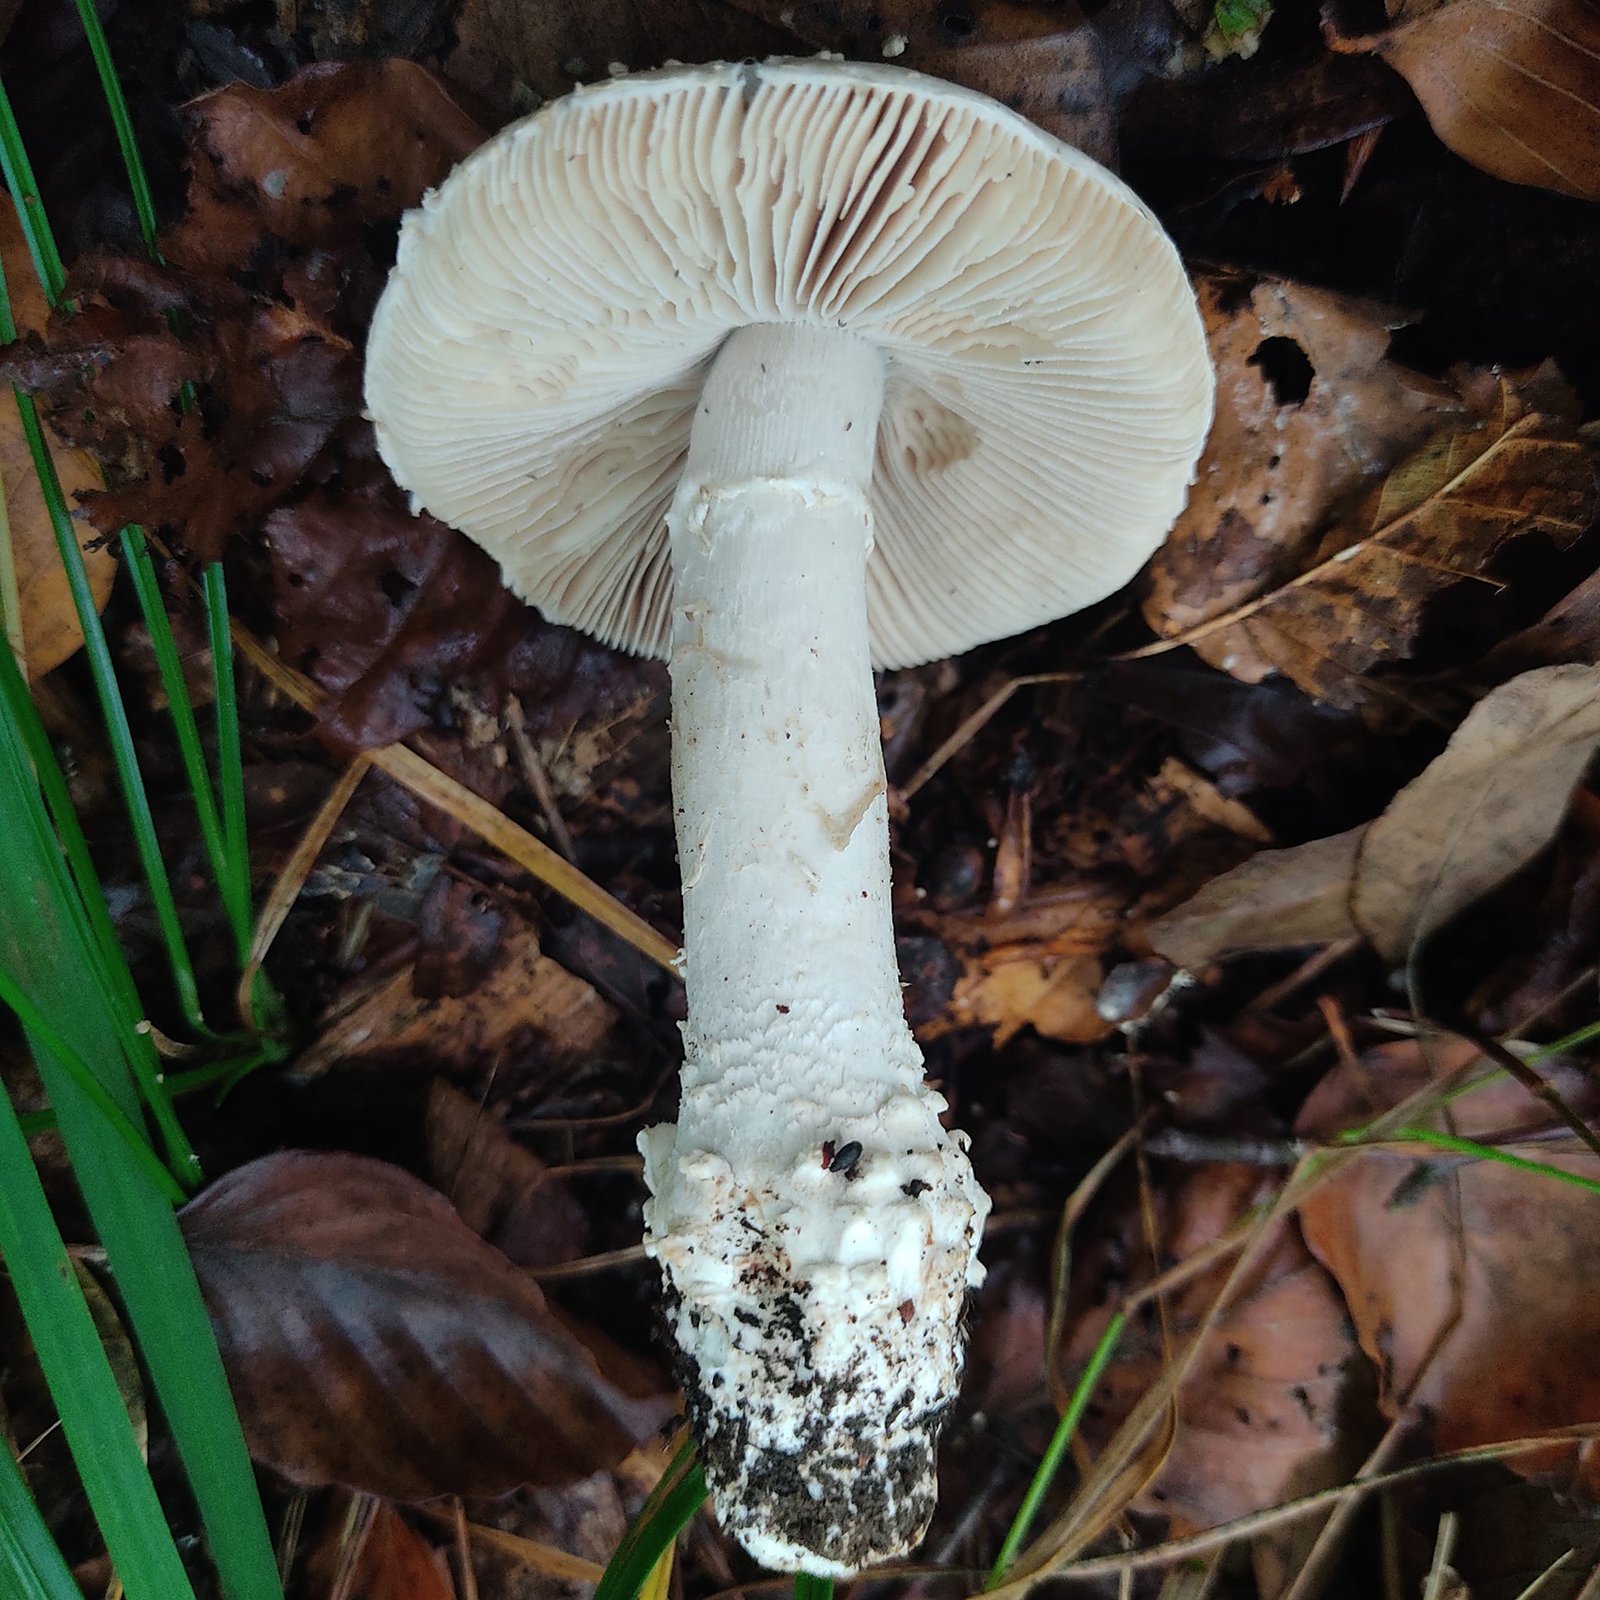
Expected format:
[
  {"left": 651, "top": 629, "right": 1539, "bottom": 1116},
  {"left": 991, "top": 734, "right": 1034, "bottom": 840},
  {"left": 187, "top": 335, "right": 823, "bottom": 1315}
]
[{"left": 365, "top": 58, "right": 1214, "bottom": 668}]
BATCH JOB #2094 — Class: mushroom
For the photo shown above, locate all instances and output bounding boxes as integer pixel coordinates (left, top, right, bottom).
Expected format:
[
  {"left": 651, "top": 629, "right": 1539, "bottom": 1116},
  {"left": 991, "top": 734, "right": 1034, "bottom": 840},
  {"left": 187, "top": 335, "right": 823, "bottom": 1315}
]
[{"left": 365, "top": 58, "right": 1213, "bottom": 1575}]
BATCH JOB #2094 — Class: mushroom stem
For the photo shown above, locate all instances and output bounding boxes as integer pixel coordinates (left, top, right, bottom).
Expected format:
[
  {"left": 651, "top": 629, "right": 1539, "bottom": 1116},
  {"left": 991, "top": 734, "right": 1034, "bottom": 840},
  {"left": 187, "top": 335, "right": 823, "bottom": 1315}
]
[{"left": 639, "top": 324, "right": 989, "bottom": 1575}]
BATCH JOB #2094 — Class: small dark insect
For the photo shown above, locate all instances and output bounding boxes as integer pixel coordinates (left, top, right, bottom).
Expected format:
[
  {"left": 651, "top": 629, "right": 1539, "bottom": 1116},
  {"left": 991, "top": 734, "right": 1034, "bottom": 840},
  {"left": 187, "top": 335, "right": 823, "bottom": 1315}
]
[
  {"left": 829, "top": 1140, "right": 863, "bottom": 1174},
  {"left": 902, "top": 1178, "right": 932, "bottom": 1198}
]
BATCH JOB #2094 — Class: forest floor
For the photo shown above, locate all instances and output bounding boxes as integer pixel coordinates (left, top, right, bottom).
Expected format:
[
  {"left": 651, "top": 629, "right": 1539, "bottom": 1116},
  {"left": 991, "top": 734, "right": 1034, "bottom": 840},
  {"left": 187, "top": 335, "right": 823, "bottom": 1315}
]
[{"left": 3, "top": 0, "right": 1600, "bottom": 1596}]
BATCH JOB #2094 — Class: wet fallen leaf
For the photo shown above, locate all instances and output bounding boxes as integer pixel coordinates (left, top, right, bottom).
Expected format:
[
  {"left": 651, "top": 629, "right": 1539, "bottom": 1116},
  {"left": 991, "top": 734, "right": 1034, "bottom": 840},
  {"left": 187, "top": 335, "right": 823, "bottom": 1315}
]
[
  {"left": 1298, "top": 1040, "right": 1600, "bottom": 1497},
  {"left": 426, "top": 1080, "right": 591, "bottom": 1270},
  {"left": 293, "top": 918, "right": 620, "bottom": 1080},
  {"left": 1073, "top": 1165, "right": 1361, "bottom": 1533},
  {"left": 1353, "top": 664, "right": 1600, "bottom": 963},
  {"left": 1144, "top": 827, "right": 1364, "bottom": 968},
  {"left": 447, "top": 0, "right": 787, "bottom": 120},
  {"left": 181, "top": 1150, "right": 665, "bottom": 1499},
  {"left": 1326, "top": 0, "right": 1600, "bottom": 202},
  {"left": 1144, "top": 282, "right": 1597, "bottom": 708},
  {"left": 3, "top": 396, "right": 111, "bottom": 680}
]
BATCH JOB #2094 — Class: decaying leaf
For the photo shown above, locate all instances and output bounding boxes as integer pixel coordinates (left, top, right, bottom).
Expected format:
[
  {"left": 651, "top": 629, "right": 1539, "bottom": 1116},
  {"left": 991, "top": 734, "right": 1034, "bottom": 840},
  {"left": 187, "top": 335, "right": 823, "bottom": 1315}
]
[
  {"left": 346, "top": 1503, "right": 455, "bottom": 1600},
  {"left": 1327, "top": 0, "right": 1600, "bottom": 202},
  {"left": 918, "top": 882, "right": 1130, "bottom": 1046},
  {"left": 1298, "top": 1040, "right": 1600, "bottom": 1496},
  {"left": 1143, "top": 271, "right": 1464, "bottom": 685},
  {"left": 1073, "top": 1166, "right": 1361, "bottom": 1533},
  {"left": 182, "top": 1150, "right": 668, "bottom": 1500},
  {"left": 426, "top": 1080, "right": 591, "bottom": 1270},
  {"left": 1144, "top": 827, "right": 1364, "bottom": 968},
  {"left": 1145, "top": 277, "right": 1597, "bottom": 710},
  {"left": 1354, "top": 664, "right": 1600, "bottom": 963},
  {"left": 0, "top": 195, "right": 114, "bottom": 679},
  {"left": 1147, "top": 664, "right": 1600, "bottom": 969},
  {"left": 293, "top": 919, "right": 620, "bottom": 1080},
  {"left": 170, "top": 60, "right": 486, "bottom": 276}
]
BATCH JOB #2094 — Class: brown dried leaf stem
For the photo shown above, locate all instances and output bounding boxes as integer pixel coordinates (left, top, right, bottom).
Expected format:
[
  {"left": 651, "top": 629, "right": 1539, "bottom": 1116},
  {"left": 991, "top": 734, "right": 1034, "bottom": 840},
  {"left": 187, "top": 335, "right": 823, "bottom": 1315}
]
[
  {"left": 230, "top": 621, "right": 681, "bottom": 974},
  {"left": 1024, "top": 1426, "right": 1600, "bottom": 1588},
  {"left": 237, "top": 752, "right": 372, "bottom": 1026}
]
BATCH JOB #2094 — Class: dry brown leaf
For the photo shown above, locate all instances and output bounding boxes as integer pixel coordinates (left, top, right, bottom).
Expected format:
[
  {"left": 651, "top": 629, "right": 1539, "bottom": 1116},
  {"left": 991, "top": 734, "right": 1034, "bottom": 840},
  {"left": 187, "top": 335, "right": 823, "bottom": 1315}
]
[
  {"left": 1, "top": 194, "right": 113, "bottom": 679},
  {"left": 1353, "top": 664, "right": 1600, "bottom": 963},
  {"left": 918, "top": 883, "right": 1129, "bottom": 1046},
  {"left": 1148, "top": 665, "right": 1600, "bottom": 969},
  {"left": 1168, "top": 380, "right": 1593, "bottom": 708},
  {"left": 293, "top": 919, "right": 620, "bottom": 1079},
  {"left": 1327, "top": 0, "right": 1600, "bottom": 201},
  {"left": 181, "top": 1150, "right": 669, "bottom": 1500},
  {"left": 1144, "top": 827, "right": 1365, "bottom": 969},
  {"left": 1298, "top": 1040, "right": 1600, "bottom": 1497},
  {"left": 1073, "top": 1167, "right": 1361, "bottom": 1534},
  {"left": 1143, "top": 271, "right": 1464, "bottom": 684}
]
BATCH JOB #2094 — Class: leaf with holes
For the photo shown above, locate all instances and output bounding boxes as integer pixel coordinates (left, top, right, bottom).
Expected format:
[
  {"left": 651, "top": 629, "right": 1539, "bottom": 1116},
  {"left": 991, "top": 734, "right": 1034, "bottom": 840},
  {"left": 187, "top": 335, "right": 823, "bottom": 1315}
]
[
  {"left": 1143, "top": 272, "right": 1464, "bottom": 690},
  {"left": 180, "top": 1150, "right": 669, "bottom": 1500},
  {"left": 1148, "top": 364, "right": 1596, "bottom": 710}
]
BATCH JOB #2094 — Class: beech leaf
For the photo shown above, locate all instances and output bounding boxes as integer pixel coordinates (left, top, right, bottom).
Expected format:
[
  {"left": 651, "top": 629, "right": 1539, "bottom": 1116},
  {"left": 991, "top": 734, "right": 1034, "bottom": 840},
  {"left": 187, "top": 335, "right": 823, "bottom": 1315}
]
[
  {"left": 1143, "top": 272, "right": 1464, "bottom": 691},
  {"left": 1327, "top": 0, "right": 1600, "bottom": 202},
  {"left": 1150, "top": 380, "right": 1596, "bottom": 711},
  {"left": 1144, "top": 827, "right": 1365, "bottom": 968},
  {"left": 1353, "top": 663, "right": 1600, "bottom": 963},
  {"left": 1299, "top": 1041, "right": 1600, "bottom": 1496},
  {"left": 180, "top": 1150, "right": 669, "bottom": 1501}
]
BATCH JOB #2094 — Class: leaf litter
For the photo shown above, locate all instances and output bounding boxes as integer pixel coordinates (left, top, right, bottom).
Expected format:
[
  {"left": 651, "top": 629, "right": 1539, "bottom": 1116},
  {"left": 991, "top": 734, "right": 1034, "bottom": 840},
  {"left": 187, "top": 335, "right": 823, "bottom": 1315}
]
[{"left": 7, "top": 4, "right": 1600, "bottom": 1598}]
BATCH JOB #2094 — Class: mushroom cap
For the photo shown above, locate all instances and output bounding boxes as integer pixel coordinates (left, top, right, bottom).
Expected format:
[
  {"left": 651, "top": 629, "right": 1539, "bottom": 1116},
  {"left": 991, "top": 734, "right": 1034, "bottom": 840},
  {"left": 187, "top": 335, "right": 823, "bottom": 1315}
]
[{"left": 365, "top": 58, "right": 1214, "bottom": 669}]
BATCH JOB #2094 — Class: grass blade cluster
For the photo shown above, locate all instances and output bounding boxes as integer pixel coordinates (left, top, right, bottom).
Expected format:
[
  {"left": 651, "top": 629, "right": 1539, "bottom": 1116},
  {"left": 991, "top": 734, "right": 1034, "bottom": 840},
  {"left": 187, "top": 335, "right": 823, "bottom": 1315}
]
[{"left": 0, "top": 21, "right": 285, "bottom": 1599}]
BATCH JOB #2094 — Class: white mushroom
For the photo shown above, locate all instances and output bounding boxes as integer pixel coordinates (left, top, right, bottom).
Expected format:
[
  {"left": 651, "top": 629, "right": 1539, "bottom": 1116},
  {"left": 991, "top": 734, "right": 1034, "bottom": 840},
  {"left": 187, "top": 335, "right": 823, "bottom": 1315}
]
[{"left": 365, "top": 57, "right": 1213, "bottom": 1576}]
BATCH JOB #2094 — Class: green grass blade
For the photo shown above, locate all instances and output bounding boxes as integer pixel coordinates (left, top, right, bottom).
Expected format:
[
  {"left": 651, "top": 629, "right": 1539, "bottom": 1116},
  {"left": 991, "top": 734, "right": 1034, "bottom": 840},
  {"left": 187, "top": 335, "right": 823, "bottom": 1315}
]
[
  {"left": 0, "top": 673, "right": 283, "bottom": 1600},
  {"left": 1530, "top": 1019, "right": 1600, "bottom": 1060},
  {"left": 0, "top": 82, "right": 65, "bottom": 304},
  {"left": 0, "top": 1094, "right": 198, "bottom": 1600},
  {"left": 122, "top": 529, "right": 248, "bottom": 958},
  {"left": 0, "top": 578, "right": 197, "bottom": 1181},
  {"left": 987, "top": 1310, "right": 1126, "bottom": 1588},
  {"left": 795, "top": 1575, "right": 834, "bottom": 1600},
  {"left": 1384, "top": 1128, "right": 1600, "bottom": 1196},
  {"left": 7, "top": 386, "right": 213, "bottom": 1035},
  {"left": 0, "top": 1441, "right": 87, "bottom": 1600},
  {"left": 0, "top": 968, "right": 183, "bottom": 1203},
  {"left": 67, "top": 0, "right": 159, "bottom": 258},
  {"left": 204, "top": 561, "right": 252, "bottom": 958},
  {"left": 596, "top": 1439, "right": 707, "bottom": 1600}
]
